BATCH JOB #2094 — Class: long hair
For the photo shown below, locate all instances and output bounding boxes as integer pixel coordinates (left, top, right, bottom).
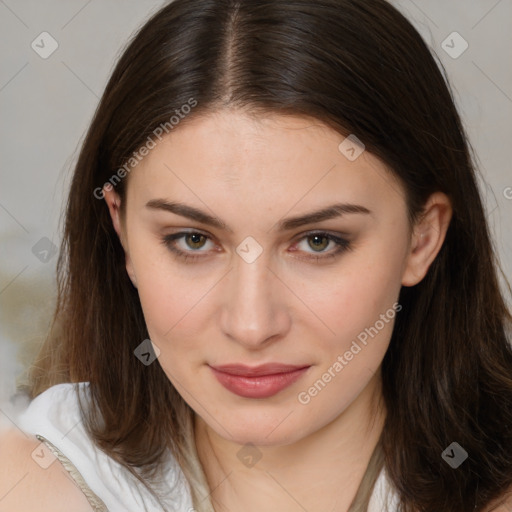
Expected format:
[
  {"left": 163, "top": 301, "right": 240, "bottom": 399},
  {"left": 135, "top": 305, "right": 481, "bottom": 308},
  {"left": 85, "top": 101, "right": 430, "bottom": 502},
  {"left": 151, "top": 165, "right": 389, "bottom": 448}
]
[{"left": 25, "top": 0, "right": 512, "bottom": 510}]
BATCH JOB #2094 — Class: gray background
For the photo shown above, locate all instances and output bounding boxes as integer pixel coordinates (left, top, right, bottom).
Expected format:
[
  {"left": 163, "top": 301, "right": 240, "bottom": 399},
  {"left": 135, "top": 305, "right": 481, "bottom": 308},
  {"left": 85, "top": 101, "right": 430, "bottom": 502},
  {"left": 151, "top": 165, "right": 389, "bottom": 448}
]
[{"left": 1, "top": 0, "right": 511, "bottom": 415}]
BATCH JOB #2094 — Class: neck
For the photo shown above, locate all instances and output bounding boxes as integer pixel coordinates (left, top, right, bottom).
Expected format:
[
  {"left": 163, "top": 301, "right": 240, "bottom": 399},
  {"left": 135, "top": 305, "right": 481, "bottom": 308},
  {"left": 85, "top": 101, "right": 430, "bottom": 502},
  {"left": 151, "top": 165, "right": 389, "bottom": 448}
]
[{"left": 194, "top": 371, "right": 387, "bottom": 512}]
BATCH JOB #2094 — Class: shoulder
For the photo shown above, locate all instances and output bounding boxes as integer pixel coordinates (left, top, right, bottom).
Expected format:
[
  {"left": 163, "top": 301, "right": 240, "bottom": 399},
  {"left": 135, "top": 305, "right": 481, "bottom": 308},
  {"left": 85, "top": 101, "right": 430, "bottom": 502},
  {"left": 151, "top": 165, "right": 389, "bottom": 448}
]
[
  {"left": 12, "top": 382, "right": 194, "bottom": 512},
  {"left": 376, "top": 465, "right": 512, "bottom": 512},
  {"left": 483, "top": 487, "right": 512, "bottom": 512},
  {"left": 0, "top": 427, "right": 93, "bottom": 512}
]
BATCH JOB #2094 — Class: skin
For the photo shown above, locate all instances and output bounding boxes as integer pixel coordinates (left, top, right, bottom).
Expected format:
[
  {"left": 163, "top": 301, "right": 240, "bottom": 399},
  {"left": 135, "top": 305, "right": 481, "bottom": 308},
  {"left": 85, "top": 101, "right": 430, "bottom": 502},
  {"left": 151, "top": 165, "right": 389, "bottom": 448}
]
[
  {"left": 103, "top": 109, "right": 453, "bottom": 511},
  {"left": 0, "top": 428, "right": 94, "bottom": 512}
]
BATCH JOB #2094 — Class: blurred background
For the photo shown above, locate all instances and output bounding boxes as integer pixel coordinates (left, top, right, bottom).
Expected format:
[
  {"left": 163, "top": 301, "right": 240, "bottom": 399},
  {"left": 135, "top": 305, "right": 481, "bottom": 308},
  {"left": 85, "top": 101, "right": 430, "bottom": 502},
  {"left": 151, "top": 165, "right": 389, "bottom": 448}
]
[{"left": 1, "top": 0, "right": 511, "bottom": 424}]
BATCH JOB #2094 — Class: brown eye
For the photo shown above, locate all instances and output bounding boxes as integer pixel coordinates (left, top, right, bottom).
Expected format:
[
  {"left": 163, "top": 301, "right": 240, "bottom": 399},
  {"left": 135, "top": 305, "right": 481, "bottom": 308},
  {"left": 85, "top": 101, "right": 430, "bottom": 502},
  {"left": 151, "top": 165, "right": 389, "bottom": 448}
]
[
  {"left": 293, "top": 231, "right": 351, "bottom": 262},
  {"left": 183, "top": 233, "right": 207, "bottom": 250},
  {"left": 306, "top": 234, "right": 330, "bottom": 252},
  {"left": 161, "top": 231, "right": 215, "bottom": 263},
  {"left": 161, "top": 230, "right": 352, "bottom": 264}
]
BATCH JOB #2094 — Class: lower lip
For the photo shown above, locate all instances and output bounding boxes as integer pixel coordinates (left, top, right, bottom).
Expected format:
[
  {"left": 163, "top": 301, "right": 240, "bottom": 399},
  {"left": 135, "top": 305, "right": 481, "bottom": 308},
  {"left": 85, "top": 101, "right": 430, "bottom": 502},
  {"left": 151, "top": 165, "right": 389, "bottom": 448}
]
[{"left": 209, "top": 366, "right": 309, "bottom": 399}]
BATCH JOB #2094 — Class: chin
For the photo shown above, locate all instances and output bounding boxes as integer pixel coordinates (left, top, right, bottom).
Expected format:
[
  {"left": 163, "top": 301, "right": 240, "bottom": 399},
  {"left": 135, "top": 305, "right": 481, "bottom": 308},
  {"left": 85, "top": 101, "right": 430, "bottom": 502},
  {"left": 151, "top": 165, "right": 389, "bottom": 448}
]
[
  {"left": 210, "top": 407, "right": 309, "bottom": 447},
  {"left": 225, "top": 428, "right": 302, "bottom": 448}
]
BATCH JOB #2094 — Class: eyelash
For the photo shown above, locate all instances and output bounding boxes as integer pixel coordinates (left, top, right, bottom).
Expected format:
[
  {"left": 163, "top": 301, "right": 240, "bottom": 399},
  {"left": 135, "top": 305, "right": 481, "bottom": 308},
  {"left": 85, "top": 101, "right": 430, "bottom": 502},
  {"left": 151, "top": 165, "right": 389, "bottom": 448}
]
[{"left": 160, "top": 230, "right": 352, "bottom": 264}]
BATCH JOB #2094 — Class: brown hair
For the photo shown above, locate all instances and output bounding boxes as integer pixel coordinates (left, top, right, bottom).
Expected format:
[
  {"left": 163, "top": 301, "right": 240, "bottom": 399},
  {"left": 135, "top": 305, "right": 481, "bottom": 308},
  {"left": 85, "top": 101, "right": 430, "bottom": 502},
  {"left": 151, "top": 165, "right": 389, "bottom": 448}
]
[{"left": 25, "top": 0, "right": 512, "bottom": 510}]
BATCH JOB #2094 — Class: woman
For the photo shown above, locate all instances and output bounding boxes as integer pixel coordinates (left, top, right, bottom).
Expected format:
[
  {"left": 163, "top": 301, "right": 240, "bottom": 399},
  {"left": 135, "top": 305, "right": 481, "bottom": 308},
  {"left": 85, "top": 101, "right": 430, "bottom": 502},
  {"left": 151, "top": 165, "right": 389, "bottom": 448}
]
[{"left": 1, "top": 0, "right": 512, "bottom": 511}]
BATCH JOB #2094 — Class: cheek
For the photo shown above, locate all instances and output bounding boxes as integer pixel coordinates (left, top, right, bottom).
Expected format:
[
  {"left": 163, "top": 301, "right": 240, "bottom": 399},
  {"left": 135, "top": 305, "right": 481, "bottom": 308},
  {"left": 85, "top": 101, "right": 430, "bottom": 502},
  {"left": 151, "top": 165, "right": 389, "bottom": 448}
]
[
  {"left": 128, "top": 237, "right": 180, "bottom": 332},
  {"left": 135, "top": 270, "right": 209, "bottom": 387},
  {"left": 295, "top": 253, "right": 404, "bottom": 418},
  {"left": 137, "top": 273, "right": 205, "bottom": 348},
  {"left": 304, "top": 239, "right": 406, "bottom": 353},
  {"left": 130, "top": 240, "right": 213, "bottom": 360}
]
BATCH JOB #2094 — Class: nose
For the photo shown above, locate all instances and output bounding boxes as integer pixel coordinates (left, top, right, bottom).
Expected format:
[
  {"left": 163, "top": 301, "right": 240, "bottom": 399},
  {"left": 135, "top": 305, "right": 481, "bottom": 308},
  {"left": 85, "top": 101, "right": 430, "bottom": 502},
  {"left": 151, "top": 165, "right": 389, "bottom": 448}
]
[{"left": 219, "top": 252, "right": 291, "bottom": 350}]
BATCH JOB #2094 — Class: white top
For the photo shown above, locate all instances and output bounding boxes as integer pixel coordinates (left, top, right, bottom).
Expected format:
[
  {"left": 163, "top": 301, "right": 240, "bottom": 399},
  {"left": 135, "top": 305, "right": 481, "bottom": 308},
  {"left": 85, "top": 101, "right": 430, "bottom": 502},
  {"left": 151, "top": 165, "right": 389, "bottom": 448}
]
[{"left": 16, "top": 383, "right": 399, "bottom": 512}]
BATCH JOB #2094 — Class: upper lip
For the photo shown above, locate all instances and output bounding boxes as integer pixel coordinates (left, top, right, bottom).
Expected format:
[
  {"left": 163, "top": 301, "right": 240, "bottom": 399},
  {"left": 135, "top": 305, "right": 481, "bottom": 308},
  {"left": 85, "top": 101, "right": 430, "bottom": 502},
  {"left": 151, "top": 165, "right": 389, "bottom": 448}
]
[{"left": 209, "top": 363, "right": 310, "bottom": 377}]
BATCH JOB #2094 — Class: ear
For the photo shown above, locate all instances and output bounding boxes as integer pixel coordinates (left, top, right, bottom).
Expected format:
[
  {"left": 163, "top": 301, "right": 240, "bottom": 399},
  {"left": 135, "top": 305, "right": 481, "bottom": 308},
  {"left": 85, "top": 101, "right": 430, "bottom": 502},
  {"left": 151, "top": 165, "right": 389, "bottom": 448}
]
[
  {"left": 401, "top": 192, "right": 453, "bottom": 287},
  {"left": 103, "top": 185, "right": 138, "bottom": 288}
]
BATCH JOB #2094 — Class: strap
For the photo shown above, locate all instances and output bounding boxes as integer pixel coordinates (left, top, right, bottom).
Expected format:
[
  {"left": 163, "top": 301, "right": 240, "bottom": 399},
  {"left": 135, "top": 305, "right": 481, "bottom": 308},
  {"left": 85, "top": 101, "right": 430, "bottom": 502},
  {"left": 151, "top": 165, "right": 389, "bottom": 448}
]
[{"left": 35, "top": 434, "right": 109, "bottom": 512}]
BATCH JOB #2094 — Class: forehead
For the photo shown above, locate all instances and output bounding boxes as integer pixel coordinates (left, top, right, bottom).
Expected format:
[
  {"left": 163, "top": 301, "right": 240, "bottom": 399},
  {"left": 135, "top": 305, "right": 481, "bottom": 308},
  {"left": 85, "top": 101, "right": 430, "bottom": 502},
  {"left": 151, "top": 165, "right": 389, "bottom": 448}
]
[{"left": 125, "top": 110, "right": 405, "bottom": 216}]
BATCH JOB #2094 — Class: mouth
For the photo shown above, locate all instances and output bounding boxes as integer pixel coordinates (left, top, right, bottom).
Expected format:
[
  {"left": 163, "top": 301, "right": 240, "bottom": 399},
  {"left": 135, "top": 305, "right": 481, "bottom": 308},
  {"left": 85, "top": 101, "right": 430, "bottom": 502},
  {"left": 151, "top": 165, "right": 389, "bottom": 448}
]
[{"left": 209, "top": 363, "right": 311, "bottom": 399}]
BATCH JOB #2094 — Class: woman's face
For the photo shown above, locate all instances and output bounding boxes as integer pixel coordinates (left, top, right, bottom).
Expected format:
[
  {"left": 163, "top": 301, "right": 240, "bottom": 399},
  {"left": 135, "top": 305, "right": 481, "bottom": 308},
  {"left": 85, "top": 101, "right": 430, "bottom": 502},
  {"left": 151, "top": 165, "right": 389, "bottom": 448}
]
[{"left": 104, "top": 110, "right": 447, "bottom": 446}]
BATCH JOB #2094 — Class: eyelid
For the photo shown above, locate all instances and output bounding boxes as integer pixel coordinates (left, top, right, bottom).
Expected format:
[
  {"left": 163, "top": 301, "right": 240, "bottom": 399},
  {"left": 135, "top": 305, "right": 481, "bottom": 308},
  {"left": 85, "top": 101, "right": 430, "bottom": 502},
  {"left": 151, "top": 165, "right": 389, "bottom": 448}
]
[
  {"left": 162, "top": 227, "right": 351, "bottom": 242},
  {"left": 160, "top": 228, "right": 353, "bottom": 263}
]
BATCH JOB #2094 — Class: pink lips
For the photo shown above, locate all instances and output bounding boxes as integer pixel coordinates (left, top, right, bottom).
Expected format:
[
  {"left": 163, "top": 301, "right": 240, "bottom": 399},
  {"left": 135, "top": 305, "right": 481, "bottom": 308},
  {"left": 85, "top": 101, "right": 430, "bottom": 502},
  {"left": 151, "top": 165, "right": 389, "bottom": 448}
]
[{"left": 209, "top": 363, "right": 310, "bottom": 399}]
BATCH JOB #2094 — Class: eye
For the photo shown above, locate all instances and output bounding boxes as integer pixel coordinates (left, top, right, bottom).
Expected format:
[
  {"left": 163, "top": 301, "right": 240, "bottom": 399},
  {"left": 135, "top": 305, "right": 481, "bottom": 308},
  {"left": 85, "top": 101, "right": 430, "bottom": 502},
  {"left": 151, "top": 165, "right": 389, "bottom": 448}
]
[
  {"left": 292, "top": 232, "right": 352, "bottom": 262},
  {"left": 161, "top": 231, "right": 214, "bottom": 263},
  {"left": 161, "top": 230, "right": 352, "bottom": 264}
]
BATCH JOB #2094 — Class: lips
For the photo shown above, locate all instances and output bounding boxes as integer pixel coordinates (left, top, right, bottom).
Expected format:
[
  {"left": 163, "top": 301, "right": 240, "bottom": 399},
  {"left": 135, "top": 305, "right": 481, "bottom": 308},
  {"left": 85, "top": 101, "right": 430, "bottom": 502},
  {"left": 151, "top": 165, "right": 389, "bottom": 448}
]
[
  {"left": 211, "top": 363, "right": 308, "bottom": 376},
  {"left": 209, "top": 363, "right": 310, "bottom": 398}
]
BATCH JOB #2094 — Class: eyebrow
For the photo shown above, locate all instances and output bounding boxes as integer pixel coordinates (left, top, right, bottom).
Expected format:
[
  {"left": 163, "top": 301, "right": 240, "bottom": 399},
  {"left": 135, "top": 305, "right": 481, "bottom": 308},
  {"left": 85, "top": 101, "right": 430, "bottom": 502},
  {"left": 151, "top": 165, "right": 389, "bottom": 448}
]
[{"left": 145, "top": 199, "right": 371, "bottom": 232}]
